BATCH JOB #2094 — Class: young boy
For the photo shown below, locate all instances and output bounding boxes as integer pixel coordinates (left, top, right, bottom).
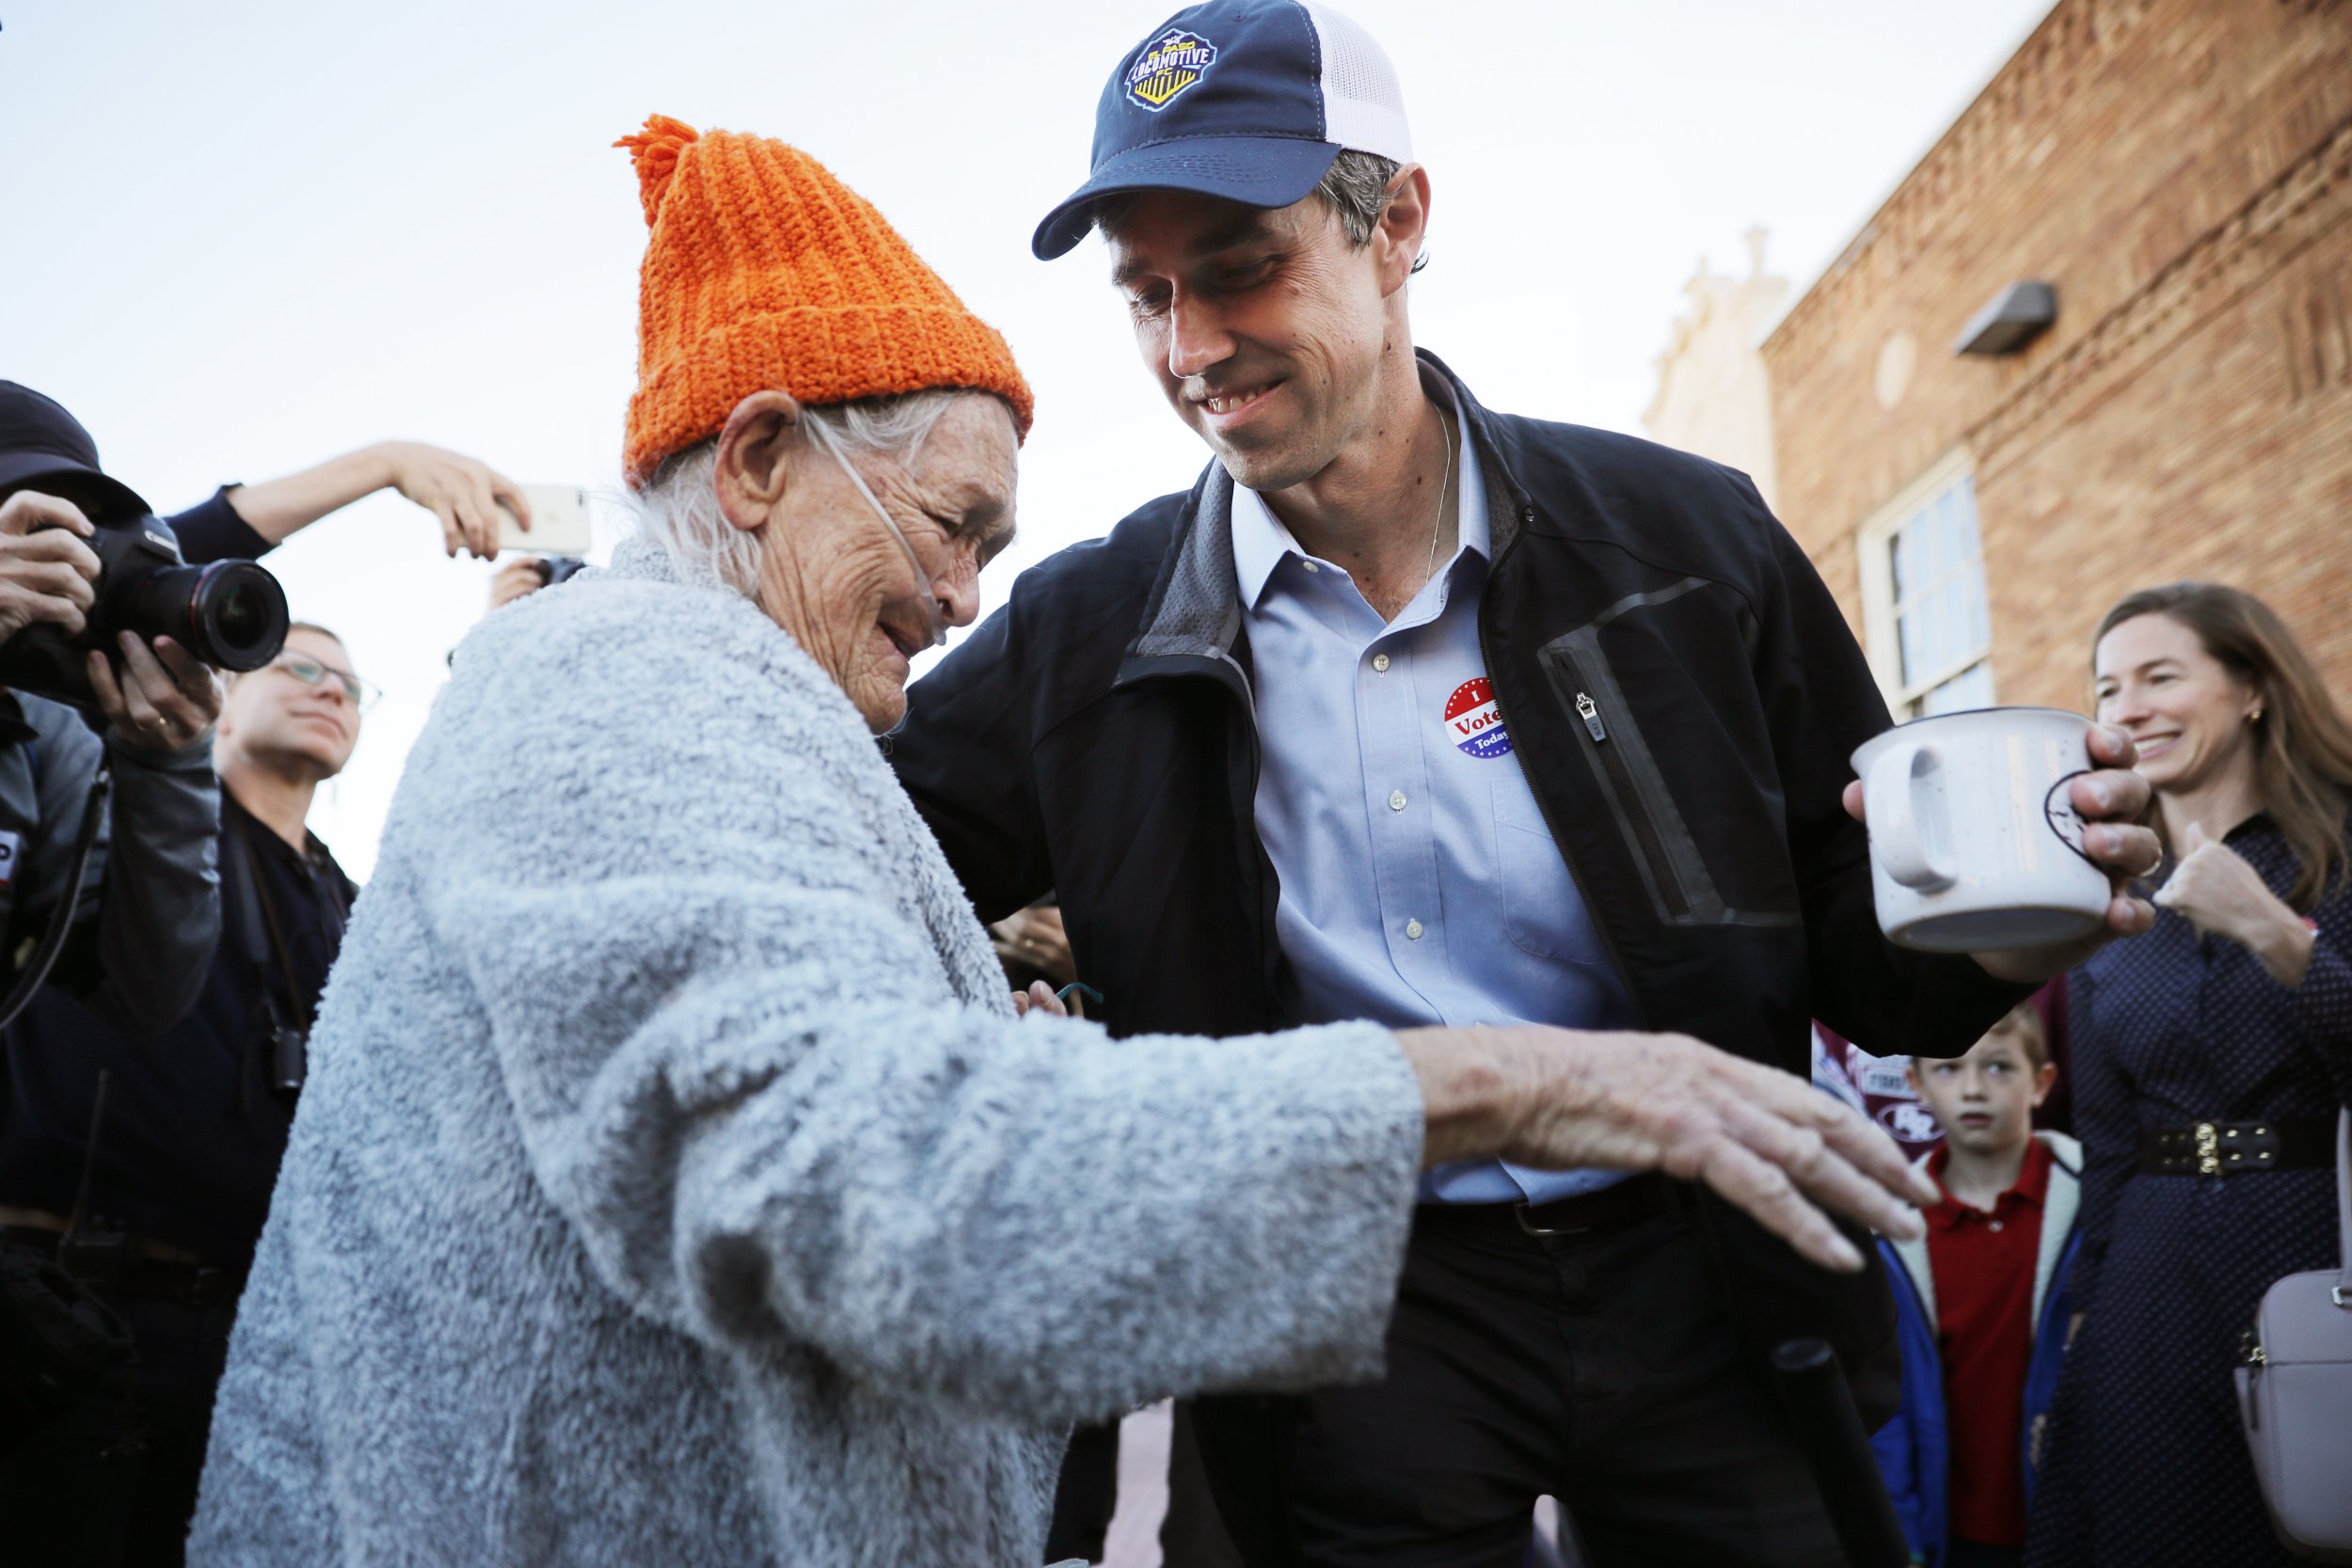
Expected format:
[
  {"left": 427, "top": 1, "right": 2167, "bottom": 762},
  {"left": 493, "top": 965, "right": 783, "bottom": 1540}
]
[{"left": 1871, "top": 1002, "right": 2082, "bottom": 1568}]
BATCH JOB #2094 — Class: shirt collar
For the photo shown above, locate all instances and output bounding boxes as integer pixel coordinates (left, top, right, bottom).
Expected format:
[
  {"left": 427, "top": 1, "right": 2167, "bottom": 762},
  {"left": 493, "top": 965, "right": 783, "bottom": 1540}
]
[
  {"left": 1229, "top": 406, "right": 1491, "bottom": 612},
  {"left": 1924, "top": 1134, "right": 2054, "bottom": 1229}
]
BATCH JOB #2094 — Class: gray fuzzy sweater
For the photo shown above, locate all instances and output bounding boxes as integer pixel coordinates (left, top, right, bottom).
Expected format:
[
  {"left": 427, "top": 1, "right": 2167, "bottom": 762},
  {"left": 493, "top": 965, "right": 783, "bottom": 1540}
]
[{"left": 188, "top": 540, "right": 1422, "bottom": 1568}]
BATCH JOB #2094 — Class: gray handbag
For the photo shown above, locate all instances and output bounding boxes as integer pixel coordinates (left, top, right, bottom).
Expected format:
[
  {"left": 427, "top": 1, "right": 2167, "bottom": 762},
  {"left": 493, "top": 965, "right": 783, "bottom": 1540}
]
[{"left": 2234, "top": 1109, "right": 2352, "bottom": 1563}]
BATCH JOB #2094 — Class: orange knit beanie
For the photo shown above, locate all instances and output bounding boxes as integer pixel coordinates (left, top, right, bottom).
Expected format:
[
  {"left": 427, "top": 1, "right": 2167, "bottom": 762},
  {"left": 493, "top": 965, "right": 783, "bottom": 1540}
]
[{"left": 614, "top": 114, "right": 1034, "bottom": 487}]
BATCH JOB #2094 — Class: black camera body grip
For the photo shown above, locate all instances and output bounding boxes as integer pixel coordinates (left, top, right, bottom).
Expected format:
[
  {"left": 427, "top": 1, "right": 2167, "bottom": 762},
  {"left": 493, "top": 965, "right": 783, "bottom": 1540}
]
[{"left": 0, "top": 512, "right": 289, "bottom": 706}]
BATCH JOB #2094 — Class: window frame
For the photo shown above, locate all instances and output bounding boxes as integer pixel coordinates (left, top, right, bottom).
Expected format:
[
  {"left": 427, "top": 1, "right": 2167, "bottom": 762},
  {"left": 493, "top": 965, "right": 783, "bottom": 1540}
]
[{"left": 1854, "top": 448, "right": 1995, "bottom": 718}]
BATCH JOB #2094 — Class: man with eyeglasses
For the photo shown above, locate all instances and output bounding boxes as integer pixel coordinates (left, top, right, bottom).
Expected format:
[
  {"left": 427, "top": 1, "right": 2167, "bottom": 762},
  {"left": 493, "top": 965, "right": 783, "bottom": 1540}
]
[{"left": 0, "top": 623, "right": 364, "bottom": 1566}]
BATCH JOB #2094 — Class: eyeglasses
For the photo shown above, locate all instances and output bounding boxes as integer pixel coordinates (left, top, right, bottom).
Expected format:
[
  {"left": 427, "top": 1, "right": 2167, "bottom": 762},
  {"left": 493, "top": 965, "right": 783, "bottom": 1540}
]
[{"left": 270, "top": 653, "right": 379, "bottom": 711}]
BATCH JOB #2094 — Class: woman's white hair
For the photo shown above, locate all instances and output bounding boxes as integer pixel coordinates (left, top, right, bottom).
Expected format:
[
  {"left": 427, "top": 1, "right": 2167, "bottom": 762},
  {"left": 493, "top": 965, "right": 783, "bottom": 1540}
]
[{"left": 631, "top": 388, "right": 1000, "bottom": 597}]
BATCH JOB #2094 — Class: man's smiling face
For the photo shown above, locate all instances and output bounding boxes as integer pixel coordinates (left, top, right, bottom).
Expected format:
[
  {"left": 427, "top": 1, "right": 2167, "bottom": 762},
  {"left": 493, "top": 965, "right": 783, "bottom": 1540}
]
[{"left": 1104, "top": 186, "right": 1396, "bottom": 493}]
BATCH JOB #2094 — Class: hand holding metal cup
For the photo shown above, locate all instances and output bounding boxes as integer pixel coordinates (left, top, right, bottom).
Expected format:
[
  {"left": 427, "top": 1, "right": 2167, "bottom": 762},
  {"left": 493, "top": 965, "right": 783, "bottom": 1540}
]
[{"left": 1844, "top": 707, "right": 2159, "bottom": 980}]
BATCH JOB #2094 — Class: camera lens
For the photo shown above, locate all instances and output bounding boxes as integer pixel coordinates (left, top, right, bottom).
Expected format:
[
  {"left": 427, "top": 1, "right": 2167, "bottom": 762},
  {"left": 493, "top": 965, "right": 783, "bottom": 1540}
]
[
  {"left": 122, "top": 562, "right": 290, "bottom": 673},
  {"left": 188, "top": 563, "right": 290, "bottom": 671},
  {"left": 213, "top": 579, "right": 272, "bottom": 657}
]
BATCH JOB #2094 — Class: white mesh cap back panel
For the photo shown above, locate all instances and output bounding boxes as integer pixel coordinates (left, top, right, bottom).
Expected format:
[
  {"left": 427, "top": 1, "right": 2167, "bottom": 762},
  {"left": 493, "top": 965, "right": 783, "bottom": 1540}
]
[{"left": 1300, "top": 1, "right": 1413, "bottom": 162}]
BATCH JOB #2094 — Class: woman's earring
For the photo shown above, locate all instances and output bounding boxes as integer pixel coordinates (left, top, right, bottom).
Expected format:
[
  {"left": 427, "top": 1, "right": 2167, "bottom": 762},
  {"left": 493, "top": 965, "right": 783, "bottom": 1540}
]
[{"left": 2249, "top": 707, "right": 2265, "bottom": 723}]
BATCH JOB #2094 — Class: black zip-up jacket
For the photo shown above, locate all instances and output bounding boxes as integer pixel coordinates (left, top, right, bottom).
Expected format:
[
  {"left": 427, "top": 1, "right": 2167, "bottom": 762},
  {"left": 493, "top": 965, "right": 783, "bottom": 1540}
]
[{"left": 890, "top": 353, "right": 2031, "bottom": 1399}]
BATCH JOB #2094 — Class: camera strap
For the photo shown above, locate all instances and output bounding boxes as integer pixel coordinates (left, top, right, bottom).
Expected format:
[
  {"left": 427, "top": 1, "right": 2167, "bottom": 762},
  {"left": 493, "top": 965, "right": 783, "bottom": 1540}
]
[
  {"left": 0, "top": 762, "right": 112, "bottom": 1035},
  {"left": 228, "top": 813, "right": 345, "bottom": 1039}
]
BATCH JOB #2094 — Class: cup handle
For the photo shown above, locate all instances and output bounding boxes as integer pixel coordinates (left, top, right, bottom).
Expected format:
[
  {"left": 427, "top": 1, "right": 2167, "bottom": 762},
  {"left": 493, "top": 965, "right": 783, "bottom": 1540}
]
[{"left": 1867, "top": 741, "right": 1959, "bottom": 893}]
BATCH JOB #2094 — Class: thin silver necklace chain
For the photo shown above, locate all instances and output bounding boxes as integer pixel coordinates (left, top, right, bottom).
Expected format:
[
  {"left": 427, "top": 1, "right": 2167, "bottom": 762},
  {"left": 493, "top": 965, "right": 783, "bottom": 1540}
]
[{"left": 1422, "top": 406, "right": 1456, "bottom": 593}]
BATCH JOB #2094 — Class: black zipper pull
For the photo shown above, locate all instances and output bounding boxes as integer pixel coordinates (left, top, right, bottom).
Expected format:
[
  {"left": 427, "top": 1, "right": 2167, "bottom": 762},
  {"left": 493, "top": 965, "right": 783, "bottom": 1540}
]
[{"left": 1576, "top": 691, "right": 1607, "bottom": 742}]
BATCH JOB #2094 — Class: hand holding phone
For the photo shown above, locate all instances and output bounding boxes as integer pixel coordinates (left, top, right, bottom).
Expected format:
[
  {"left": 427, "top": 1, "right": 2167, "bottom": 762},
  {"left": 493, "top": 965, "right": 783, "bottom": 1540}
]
[{"left": 495, "top": 484, "right": 594, "bottom": 558}]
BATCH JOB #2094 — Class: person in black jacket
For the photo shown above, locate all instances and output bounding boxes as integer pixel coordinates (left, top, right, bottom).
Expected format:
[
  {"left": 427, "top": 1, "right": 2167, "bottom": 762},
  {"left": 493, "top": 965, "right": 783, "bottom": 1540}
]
[
  {"left": 0, "top": 623, "right": 365, "bottom": 1568},
  {"left": 886, "top": 5, "right": 2163, "bottom": 1564},
  {"left": 0, "top": 384, "right": 228, "bottom": 1043}
]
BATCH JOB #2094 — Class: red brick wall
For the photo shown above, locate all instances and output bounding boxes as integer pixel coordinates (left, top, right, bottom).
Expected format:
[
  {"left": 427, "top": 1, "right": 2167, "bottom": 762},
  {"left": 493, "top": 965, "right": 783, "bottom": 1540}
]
[{"left": 1762, "top": 0, "right": 2352, "bottom": 712}]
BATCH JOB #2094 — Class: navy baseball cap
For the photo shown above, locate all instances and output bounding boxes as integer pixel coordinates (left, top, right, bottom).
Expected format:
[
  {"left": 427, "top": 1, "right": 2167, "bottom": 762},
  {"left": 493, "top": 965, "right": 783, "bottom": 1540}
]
[
  {"left": 0, "top": 382, "right": 152, "bottom": 518},
  {"left": 1032, "top": 0, "right": 1414, "bottom": 261}
]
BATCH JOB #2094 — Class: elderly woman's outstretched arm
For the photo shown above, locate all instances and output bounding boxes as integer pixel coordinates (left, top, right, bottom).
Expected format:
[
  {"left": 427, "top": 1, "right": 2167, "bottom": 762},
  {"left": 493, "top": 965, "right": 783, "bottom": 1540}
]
[
  {"left": 413, "top": 562, "right": 1932, "bottom": 1424},
  {"left": 413, "top": 569, "right": 1423, "bottom": 1421}
]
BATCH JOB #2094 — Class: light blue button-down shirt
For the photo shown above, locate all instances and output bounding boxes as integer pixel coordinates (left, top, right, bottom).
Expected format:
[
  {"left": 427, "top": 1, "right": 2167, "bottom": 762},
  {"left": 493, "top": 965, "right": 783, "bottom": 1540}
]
[{"left": 1234, "top": 420, "right": 1635, "bottom": 1205}]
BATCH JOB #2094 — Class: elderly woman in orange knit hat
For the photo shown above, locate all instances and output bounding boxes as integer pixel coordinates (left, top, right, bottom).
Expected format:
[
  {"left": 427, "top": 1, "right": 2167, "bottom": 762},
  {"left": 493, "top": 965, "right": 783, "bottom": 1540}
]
[{"left": 187, "top": 117, "right": 1935, "bottom": 1567}]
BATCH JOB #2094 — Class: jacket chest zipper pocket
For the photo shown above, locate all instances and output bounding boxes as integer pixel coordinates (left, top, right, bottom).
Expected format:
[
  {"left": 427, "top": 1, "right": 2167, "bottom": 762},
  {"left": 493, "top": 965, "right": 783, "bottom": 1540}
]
[
  {"left": 1537, "top": 594, "right": 1799, "bottom": 932},
  {"left": 1565, "top": 681, "right": 1691, "bottom": 921}
]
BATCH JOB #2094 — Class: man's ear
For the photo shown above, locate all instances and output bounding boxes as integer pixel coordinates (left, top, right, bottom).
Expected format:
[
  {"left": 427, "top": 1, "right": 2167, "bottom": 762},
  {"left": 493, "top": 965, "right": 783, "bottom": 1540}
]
[
  {"left": 713, "top": 390, "right": 805, "bottom": 535},
  {"left": 1374, "top": 163, "right": 1431, "bottom": 298}
]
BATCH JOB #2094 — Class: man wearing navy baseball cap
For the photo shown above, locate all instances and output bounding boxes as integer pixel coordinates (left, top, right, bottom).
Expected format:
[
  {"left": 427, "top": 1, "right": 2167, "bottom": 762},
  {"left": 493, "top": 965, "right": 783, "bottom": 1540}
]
[{"left": 893, "top": 4, "right": 2160, "bottom": 1562}]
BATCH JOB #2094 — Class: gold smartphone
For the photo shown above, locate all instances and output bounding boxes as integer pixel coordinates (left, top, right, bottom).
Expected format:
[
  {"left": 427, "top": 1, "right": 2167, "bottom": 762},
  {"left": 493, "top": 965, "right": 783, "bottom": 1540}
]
[{"left": 495, "top": 484, "right": 594, "bottom": 556}]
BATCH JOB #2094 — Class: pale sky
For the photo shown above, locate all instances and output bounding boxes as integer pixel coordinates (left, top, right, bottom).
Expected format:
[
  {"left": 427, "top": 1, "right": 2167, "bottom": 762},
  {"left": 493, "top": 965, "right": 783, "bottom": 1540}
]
[{"left": 2, "top": 0, "right": 2051, "bottom": 878}]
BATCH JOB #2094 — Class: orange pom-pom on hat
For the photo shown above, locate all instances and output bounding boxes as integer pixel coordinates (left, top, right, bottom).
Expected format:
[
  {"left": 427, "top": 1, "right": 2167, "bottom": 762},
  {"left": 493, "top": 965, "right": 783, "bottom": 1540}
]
[{"left": 613, "top": 114, "right": 1035, "bottom": 488}]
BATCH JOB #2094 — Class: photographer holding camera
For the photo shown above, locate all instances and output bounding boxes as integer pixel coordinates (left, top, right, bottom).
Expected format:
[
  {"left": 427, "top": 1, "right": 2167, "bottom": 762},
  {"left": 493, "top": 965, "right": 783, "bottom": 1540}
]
[
  {"left": 0, "top": 382, "right": 264, "bottom": 1563},
  {"left": 0, "top": 385, "right": 241, "bottom": 1040},
  {"left": 0, "top": 390, "right": 516, "bottom": 1567},
  {"left": 0, "top": 620, "right": 362, "bottom": 1568}
]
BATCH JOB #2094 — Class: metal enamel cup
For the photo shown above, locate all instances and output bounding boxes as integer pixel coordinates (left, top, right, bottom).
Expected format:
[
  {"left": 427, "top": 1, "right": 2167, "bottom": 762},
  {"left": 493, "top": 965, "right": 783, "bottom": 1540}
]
[{"left": 1850, "top": 706, "right": 2110, "bottom": 953}]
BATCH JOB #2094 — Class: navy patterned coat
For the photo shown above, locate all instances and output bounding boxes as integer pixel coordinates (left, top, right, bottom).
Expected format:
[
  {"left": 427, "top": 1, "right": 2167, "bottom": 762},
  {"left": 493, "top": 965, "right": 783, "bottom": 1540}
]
[{"left": 2026, "top": 813, "right": 2352, "bottom": 1566}]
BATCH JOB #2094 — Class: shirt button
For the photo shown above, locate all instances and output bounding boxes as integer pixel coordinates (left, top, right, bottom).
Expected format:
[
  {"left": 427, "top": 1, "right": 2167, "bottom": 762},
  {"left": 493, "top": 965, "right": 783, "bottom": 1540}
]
[
  {"left": 1389, "top": 790, "right": 1407, "bottom": 812},
  {"left": 1405, "top": 919, "right": 1424, "bottom": 941},
  {"left": 1989, "top": 1219, "right": 2004, "bottom": 1232},
  {"left": 1373, "top": 653, "right": 1391, "bottom": 673},
  {"left": 1301, "top": 560, "right": 1320, "bottom": 574}
]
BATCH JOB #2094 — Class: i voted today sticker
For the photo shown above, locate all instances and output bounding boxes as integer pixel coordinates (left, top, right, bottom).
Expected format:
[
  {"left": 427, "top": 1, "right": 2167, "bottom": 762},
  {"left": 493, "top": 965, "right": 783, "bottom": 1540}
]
[{"left": 1443, "top": 677, "right": 1513, "bottom": 760}]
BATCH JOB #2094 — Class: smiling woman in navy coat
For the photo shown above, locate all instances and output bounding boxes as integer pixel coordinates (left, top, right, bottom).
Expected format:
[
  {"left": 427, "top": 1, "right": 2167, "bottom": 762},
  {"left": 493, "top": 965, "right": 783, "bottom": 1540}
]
[{"left": 2027, "top": 583, "right": 2352, "bottom": 1567}]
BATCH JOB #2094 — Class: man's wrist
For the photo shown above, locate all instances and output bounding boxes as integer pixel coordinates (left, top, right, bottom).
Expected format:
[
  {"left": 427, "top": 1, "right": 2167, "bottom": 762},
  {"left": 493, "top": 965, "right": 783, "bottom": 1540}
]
[{"left": 104, "top": 725, "right": 213, "bottom": 769}]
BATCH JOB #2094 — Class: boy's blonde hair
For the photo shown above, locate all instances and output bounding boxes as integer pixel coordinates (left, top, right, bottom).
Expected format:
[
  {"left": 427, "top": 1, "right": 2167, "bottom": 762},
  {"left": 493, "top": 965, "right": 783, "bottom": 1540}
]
[{"left": 1980, "top": 1001, "right": 2049, "bottom": 1069}]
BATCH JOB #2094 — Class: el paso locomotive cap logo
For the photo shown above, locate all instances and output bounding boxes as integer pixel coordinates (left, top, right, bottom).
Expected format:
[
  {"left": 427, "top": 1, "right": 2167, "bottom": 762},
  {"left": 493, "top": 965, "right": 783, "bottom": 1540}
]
[
  {"left": 1443, "top": 676, "right": 1512, "bottom": 760},
  {"left": 1125, "top": 28, "right": 1218, "bottom": 111}
]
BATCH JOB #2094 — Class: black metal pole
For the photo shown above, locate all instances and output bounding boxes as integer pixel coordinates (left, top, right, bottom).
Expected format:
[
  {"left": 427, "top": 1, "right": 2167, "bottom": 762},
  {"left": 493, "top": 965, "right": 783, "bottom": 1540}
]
[{"left": 1772, "top": 1337, "right": 1912, "bottom": 1568}]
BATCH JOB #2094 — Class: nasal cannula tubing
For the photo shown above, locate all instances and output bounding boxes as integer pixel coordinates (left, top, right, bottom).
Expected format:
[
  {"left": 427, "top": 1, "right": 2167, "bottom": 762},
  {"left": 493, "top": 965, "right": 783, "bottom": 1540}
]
[{"left": 805, "top": 415, "right": 948, "bottom": 651}]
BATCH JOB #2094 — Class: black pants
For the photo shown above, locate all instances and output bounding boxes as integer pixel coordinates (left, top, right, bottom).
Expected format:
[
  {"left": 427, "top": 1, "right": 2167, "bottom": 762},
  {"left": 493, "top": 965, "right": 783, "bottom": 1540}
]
[
  {"left": 1190, "top": 1197, "right": 1845, "bottom": 1568},
  {"left": 0, "top": 1257, "right": 236, "bottom": 1568},
  {"left": 1046, "top": 1419, "right": 1122, "bottom": 1562}
]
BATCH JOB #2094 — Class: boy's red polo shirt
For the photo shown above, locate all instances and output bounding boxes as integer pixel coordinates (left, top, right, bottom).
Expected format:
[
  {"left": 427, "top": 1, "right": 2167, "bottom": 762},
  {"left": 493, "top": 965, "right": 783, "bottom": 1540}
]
[{"left": 1924, "top": 1136, "right": 2052, "bottom": 1547}]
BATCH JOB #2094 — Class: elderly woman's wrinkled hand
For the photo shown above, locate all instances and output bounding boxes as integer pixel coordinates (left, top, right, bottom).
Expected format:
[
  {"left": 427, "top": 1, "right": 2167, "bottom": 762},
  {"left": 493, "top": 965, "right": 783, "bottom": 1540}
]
[{"left": 1398, "top": 1024, "right": 1937, "bottom": 1274}]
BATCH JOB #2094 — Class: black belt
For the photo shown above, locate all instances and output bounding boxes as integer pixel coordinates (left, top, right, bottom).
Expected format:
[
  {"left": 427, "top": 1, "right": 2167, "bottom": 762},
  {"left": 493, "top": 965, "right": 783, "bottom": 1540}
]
[
  {"left": 2137, "top": 1118, "right": 2337, "bottom": 1177},
  {"left": 1420, "top": 1171, "right": 1677, "bottom": 1238},
  {"left": 0, "top": 1224, "right": 244, "bottom": 1307}
]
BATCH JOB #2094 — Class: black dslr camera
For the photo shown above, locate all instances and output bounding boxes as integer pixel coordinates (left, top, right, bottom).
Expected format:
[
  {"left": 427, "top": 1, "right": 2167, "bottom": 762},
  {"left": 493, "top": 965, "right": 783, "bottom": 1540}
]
[{"left": 0, "top": 510, "right": 290, "bottom": 706}]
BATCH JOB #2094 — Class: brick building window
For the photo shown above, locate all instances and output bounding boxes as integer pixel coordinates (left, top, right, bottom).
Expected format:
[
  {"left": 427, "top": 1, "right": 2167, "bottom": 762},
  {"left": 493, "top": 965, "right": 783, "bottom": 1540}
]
[{"left": 1857, "top": 451, "right": 1995, "bottom": 718}]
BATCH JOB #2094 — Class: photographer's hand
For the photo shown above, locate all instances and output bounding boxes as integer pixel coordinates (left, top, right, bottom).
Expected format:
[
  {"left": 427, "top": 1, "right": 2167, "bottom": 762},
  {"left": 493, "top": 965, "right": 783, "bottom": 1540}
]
[
  {"left": 88, "top": 633, "right": 223, "bottom": 752},
  {"left": 0, "top": 490, "right": 103, "bottom": 643}
]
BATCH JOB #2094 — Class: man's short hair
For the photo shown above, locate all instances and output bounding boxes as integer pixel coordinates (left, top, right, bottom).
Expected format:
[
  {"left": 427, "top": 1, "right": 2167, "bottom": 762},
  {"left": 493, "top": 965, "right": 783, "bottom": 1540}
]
[
  {"left": 1094, "top": 150, "right": 1426, "bottom": 271},
  {"left": 286, "top": 620, "right": 344, "bottom": 649},
  {"left": 231, "top": 620, "right": 344, "bottom": 686}
]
